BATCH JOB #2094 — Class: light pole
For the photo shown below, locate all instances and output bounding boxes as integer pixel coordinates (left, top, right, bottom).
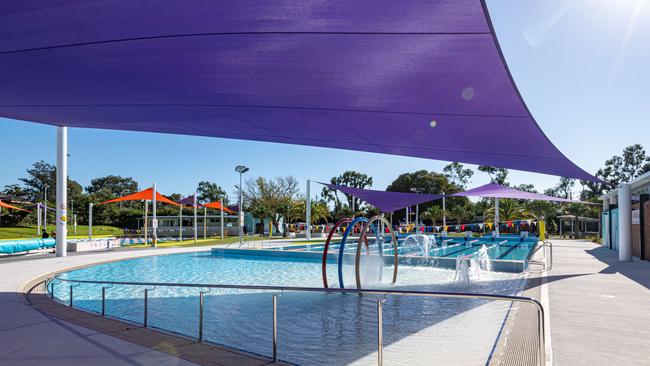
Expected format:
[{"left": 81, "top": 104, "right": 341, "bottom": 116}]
[
  {"left": 410, "top": 188, "right": 424, "bottom": 231},
  {"left": 235, "top": 165, "right": 250, "bottom": 244}
]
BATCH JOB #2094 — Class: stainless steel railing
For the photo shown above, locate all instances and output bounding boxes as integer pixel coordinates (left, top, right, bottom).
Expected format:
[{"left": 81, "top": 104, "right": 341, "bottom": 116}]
[
  {"left": 47, "top": 277, "right": 545, "bottom": 365},
  {"left": 529, "top": 240, "right": 553, "bottom": 271}
]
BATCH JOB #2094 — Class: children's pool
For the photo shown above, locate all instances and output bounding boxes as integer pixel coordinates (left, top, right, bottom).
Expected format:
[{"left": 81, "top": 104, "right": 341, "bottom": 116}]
[{"left": 52, "top": 250, "right": 527, "bottom": 365}]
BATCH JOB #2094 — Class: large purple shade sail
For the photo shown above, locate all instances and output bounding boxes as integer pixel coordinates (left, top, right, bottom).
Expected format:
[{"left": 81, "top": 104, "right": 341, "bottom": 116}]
[
  {"left": 451, "top": 183, "right": 578, "bottom": 203},
  {"left": 322, "top": 183, "right": 443, "bottom": 213},
  {"left": 0, "top": 1, "right": 596, "bottom": 181}
]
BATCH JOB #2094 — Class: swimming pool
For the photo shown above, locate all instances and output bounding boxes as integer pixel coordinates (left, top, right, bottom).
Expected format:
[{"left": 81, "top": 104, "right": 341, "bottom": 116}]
[{"left": 51, "top": 249, "right": 527, "bottom": 365}]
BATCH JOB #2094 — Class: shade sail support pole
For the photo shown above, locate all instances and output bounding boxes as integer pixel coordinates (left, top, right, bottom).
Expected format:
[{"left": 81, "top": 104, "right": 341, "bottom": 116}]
[
  {"left": 179, "top": 204, "right": 183, "bottom": 242},
  {"left": 194, "top": 192, "right": 198, "bottom": 243},
  {"left": 55, "top": 126, "right": 68, "bottom": 257},
  {"left": 306, "top": 179, "right": 311, "bottom": 240},
  {"left": 220, "top": 198, "right": 224, "bottom": 239},
  {"left": 494, "top": 197, "right": 500, "bottom": 238},
  {"left": 152, "top": 182, "right": 157, "bottom": 247},
  {"left": 88, "top": 203, "right": 93, "bottom": 239},
  {"left": 144, "top": 201, "right": 148, "bottom": 245}
]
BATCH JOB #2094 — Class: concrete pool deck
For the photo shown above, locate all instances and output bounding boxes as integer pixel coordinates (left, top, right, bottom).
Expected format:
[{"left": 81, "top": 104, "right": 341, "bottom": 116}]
[
  {"left": 2, "top": 239, "right": 649, "bottom": 365},
  {"left": 543, "top": 239, "right": 650, "bottom": 365},
  {"left": 0, "top": 245, "right": 284, "bottom": 366}
]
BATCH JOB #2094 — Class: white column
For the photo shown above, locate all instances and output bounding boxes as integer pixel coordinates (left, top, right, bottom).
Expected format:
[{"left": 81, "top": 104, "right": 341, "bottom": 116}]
[
  {"left": 193, "top": 192, "right": 198, "bottom": 243},
  {"left": 406, "top": 206, "right": 409, "bottom": 226},
  {"left": 152, "top": 182, "right": 157, "bottom": 247},
  {"left": 88, "top": 203, "right": 93, "bottom": 239},
  {"left": 179, "top": 204, "right": 183, "bottom": 242},
  {"left": 37, "top": 203, "right": 41, "bottom": 236},
  {"left": 56, "top": 126, "right": 68, "bottom": 257},
  {"left": 442, "top": 193, "right": 447, "bottom": 227},
  {"left": 204, "top": 206, "right": 207, "bottom": 239},
  {"left": 618, "top": 183, "right": 632, "bottom": 261},
  {"left": 306, "top": 179, "right": 311, "bottom": 240},
  {"left": 220, "top": 198, "right": 224, "bottom": 239},
  {"left": 144, "top": 200, "right": 148, "bottom": 244},
  {"left": 494, "top": 197, "right": 500, "bottom": 237}
]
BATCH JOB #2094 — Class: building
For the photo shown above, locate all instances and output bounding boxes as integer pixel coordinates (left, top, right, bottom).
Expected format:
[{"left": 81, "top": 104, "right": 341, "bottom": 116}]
[{"left": 600, "top": 172, "right": 650, "bottom": 261}]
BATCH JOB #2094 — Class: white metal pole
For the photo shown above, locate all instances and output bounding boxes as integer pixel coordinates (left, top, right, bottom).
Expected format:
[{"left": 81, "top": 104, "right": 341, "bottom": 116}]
[
  {"left": 442, "top": 193, "right": 447, "bottom": 228},
  {"left": 494, "top": 197, "right": 500, "bottom": 238},
  {"left": 37, "top": 203, "right": 41, "bottom": 237},
  {"left": 44, "top": 198, "right": 47, "bottom": 232},
  {"left": 179, "top": 204, "right": 183, "bottom": 242},
  {"left": 220, "top": 198, "right": 225, "bottom": 239},
  {"left": 194, "top": 192, "right": 198, "bottom": 243},
  {"left": 618, "top": 183, "right": 632, "bottom": 261},
  {"left": 406, "top": 206, "right": 409, "bottom": 226},
  {"left": 204, "top": 206, "right": 207, "bottom": 239},
  {"left": 152, "top": 182, "right": 157, "bottom": 247},
  {"left": 56, "top": 126, "right": 68, "bottom": 257},
  {"left": 144, "top": 201, "right": 148, "bottom": 245},
  {"left": 239, "top": 174, "right": 244, "bottom": 243},
  {"left": 415, "top": 204, "right": 419, "bottom": 231},
  {"left": 88, "top": 203, "right": 93, "bottom": 239},
  {"left": 74, "top": 214, "right": 77, "bottom": 234},
  {"left": 306, "top": 179, "right": 311, "bottom": 240}
]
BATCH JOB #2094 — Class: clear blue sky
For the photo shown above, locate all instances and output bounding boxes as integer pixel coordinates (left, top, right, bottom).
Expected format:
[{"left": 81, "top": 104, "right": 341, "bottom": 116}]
[{"left": 1, "top": 1, "right": 649, "bottom": 199}]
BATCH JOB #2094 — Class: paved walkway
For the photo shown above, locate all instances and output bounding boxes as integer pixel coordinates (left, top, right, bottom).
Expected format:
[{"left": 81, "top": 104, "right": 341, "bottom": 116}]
[
  {"left": 0, "top": 245, "right": 277, "bottom": 366},
  {"left": 546, "top": 239, "right": 650, "bottom": 365}
]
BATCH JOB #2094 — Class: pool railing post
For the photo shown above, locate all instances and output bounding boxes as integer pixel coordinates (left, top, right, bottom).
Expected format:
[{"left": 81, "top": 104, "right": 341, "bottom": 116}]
[
  {"left": 272, "top": 294, "right": 278, "bottom": 362},
  {"left": 377, "top": 300, "right": 384, "bottom": 366},
  {"left": 69, "top": 285, "right": 73, "bottom": 307},
  {"left": 144, "top": 288, "right": 149, "bottom": 327},
  {"left": 101, "top": 287, "right": 106, "bottom": 316},
  {"left": 199, "top": 291, "right": 204, "bottom": 342}
]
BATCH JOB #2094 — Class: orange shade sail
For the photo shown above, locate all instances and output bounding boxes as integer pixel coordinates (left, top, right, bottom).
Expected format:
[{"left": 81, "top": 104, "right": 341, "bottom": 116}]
[
  {"left": 0, "top": 200, "right": 31, "bottom": 212},
  {"left": 100, "top": 187, "right": 180, "bottom": 206},
  {"left": 202, "top": 201, "right": 236, "bottom": 214}
]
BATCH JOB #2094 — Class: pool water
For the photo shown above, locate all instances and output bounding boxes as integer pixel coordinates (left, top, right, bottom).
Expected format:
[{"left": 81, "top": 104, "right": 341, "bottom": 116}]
[
  {"left": 53, "top": 250, "right": 526, "bottom": 365},
  {"left": 282, "top": 237, "right": 537, "bottom": 261}
]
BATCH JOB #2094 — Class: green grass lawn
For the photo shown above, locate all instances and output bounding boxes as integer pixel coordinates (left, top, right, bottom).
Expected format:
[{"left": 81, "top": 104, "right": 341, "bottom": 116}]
[
  {"left": 0, "top": 225, "right": 122, "bottom": 240},
  {"left": 122, "top": 235, "right": 269, "bottom": 249}
]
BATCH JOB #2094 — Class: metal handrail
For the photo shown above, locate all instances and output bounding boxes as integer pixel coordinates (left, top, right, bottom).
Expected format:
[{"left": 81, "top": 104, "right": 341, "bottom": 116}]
[
  {"left": 529, "top": 240, "right": 553, "bottom": 271},
  {"left": 48, "top": 276, "right": 545, "bottom": 366}
]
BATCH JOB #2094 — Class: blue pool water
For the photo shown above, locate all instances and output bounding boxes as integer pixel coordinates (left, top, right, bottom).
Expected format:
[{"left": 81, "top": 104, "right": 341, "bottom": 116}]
[{"left": 52, "top": 250, "right": 526, "bottom": 365}]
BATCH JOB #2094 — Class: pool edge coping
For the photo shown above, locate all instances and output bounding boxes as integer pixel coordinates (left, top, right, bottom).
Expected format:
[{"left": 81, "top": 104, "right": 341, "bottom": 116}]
[{"left": 16, "top": 250, "right": 291, "bottom": 366}]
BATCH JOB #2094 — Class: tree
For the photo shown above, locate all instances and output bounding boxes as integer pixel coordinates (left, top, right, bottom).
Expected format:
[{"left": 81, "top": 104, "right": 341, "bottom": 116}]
[
  {"left": 321, "top": 171, "right": 373, "bottom": 213},
  {"left": 582, "top": 144, "right": 650, "bottom": 200},
  {"left": 87, "top": 175, "right": 139, "bottom": 202},
  {"left": 420, "top": 205, "right": 445, "bottom": 226},
  {"left": 478, "top": 165, "right": 509, "bottom": 185},
  {"left": 18, "top": 160, "right": 56, "bottom": 202},
  {"left": 196, "top": 181, "right": 228, "bottom": 204},
  {"left": 443, "top": 162, "right": 474, "bottom": 189},
  {"left": 244, "top": 176, "right": 300, "bottom": 236},
  {"left": 546, "top": 177, "right": 576, "bottom": 199},
  {"left": 386, "top": 170, "right": 465, "bottom": 223}
]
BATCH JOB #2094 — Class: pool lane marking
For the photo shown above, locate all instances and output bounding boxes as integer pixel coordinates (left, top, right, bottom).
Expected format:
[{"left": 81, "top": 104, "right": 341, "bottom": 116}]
[{"left": 497, "top": 242, "right": 522, "bottom": 260}]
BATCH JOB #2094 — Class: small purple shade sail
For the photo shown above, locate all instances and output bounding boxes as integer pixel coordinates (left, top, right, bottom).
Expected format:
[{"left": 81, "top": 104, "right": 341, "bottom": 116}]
[
  {"left": 451, "top": 183, "right": 578, "bottom": 203},
  {"left": 322, "top": 183, "right": 443, "bottom": 213},
  {"left": 177, "top": 195, "right": 199, "bottom": 206},
  {"left": 0, "top": 1, "right": 598, "bottom": 182}
]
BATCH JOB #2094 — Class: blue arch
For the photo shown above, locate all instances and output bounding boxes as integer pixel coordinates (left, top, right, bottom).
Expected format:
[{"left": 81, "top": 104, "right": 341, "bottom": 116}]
[{"left": 337, "top": 217, "right": 368, "bottom": 288}]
